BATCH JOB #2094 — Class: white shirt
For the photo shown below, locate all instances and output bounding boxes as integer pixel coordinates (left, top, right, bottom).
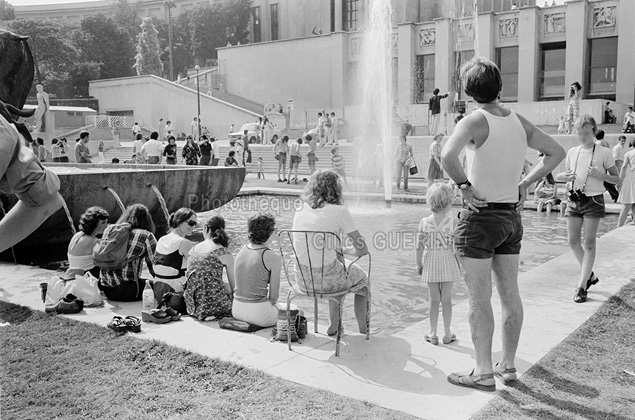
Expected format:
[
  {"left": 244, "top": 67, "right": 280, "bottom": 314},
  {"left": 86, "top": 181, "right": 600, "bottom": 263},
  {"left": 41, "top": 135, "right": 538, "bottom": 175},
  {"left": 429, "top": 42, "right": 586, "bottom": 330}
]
[
  {"left": 141, "top": 139, "right": 162, "bottom": 157},
  {"left": 211, "top": 141, "right": 219, "bottom": 157},
  {"left": 164, "top": 124, "right": 174, "bottom": 137},
  {"left": 132, "top": 124, "right": 141, "bottom": 134},
  {"left": 625, "top": 111, "right": 635, "bottom": 125},
  {"left": 292, "top": 203, "right": 357, "bottom": 267},
  {"left": 132, "top": 139, "right": 143, "bottom": 155},
  {"left": 613, "top": 144, "right": 626, "bottom": 162},
  {"left": 565, "top": 145, "right": 615, "bottom": 197}
]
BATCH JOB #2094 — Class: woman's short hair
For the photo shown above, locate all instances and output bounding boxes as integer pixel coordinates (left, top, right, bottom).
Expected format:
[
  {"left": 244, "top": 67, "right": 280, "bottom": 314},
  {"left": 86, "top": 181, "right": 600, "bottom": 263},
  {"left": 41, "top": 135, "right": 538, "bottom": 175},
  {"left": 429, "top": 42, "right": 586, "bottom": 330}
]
[
  {"left": 247, "top": 214, "right": 275, "bottom": 245},
  {"left": 461, "top": 57, "right": 502, "bottom": 104},
  {"left": 78, "top": 206, "right": 109, "bottom": 235},
  {"left": 303, "top": 169, "right": 344, "bottom": 209},
  {"left": 426, "top": 183, "right": 454, "bottom": 213},
  {"left": 117, "top": 204, "right": 155, "bottom": 234},
  {"left": 168, "top": 208, "right": 196, "bottom": 229},
  {"left": 574, "top": 115, "right": 597, "bottom": 134},
  {"left": 168, "top": 136, "right": 176, "bottom": 143},
  {"left": 205, "top": 215, "right": 229, "bottom": 248}
]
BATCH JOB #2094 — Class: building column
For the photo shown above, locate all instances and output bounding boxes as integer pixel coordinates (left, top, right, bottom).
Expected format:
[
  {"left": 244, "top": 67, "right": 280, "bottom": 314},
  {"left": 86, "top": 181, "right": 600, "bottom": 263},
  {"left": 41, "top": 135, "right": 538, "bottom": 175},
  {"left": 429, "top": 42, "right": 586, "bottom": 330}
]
[
  {"left": 397, "top": 23, "right": 415, "bottom": 105},
  {"left": 476, "top": 12, "right": 495, "bottom": 61},
  {"left": 616, "top": 0, "right": 635, "bottom": 105},
  {"left": 564, "top": 0, "right": 587, "bottom": 98},
  {"left": 334, "top": 0, "right": 343, "bottom": 32},
  {"left": 517, "top": 6, "right": 539, "bottom": 102},
  {"left": 434, "top": 18, "right": 453, "bottom": 95},
  {"left": 330, "top": 32, "right": 347, "bottom": 109}
]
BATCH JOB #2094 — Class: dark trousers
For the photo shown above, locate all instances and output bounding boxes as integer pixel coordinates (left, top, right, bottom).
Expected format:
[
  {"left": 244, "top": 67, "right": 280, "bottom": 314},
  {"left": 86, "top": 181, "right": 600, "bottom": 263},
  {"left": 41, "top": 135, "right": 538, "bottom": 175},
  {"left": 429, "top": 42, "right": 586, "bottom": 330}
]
[
  {"left": 101, "top": 277, "right": 145, "bottom": 302},
  {"left": 200, "top": 155, "right": 211, "bottom": 166}
]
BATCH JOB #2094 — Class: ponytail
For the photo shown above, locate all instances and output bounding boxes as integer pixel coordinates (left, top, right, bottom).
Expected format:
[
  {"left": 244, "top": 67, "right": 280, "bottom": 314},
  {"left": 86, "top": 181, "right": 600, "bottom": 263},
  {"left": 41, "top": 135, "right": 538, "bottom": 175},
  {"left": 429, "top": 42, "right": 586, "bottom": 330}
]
[
  {"left": 204, "top": 216, "right": 228, "bottom": 247},
  {"left": 212, "top": 228, "right": 230, "bottom": 248}
]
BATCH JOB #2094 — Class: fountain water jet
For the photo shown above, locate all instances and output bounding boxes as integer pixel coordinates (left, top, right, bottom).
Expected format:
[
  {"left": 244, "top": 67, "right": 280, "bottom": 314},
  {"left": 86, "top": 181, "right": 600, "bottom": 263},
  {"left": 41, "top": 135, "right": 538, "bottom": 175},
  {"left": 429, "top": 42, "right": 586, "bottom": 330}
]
[
  {"left": 104, "top": 187, "right": 125, "bottom": 214},
  {"left": 60, "top": 199, "right": 77, "bottom": 235},
  {"left": 359, "top": 0, "right": 393, "bottom": 203},
  {"left": 0, "top": 199, "right": 17, "bottom": 263},
  {"left": 149, "top": 184, "right": 170, "bottom": 223}
]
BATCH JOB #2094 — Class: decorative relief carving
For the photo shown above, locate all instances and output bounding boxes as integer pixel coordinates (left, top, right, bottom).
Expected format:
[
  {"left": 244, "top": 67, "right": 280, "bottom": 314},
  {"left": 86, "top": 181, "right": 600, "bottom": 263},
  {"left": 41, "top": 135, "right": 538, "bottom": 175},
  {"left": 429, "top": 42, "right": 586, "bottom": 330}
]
[
  {"left": 418, "top": 28, "right": 436, "bottom": 46},
  {"left": 457, "top": 23, "right": 475, "bottom": 42},
  {"left": 499, "top": 18, "right": 518, "bottom": 38},
  {"left": 593, "top": 6, "right": 616, "bottom": 28},
  {"left": 544, "top": 12, "right": 565, "bottom": 33},
  {"left": 350, "top": 36, "right": 363, "bottom": 56}
]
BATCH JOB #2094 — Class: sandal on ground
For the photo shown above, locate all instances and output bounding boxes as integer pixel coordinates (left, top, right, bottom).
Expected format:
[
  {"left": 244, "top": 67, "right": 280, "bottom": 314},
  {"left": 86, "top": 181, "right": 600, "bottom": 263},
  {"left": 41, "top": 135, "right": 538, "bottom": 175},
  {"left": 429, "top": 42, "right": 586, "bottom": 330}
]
[
  {"left": 447, "top": 370, "right": 496, "bottom": 392},
  {"left": 442, "top": 334, "right": 457, "bottom": 345},
  {"left": 141, "top": 310, "right": 172, "bottom": 324},
  {"left": 107, "top": 316, "right": 127, "bottom": 333},
  {"left": 586, "top": 272, "right": 599, "bottom": 291},
  {"left": 124, "top": 316, "right": 142, "bottom": 333},
  {"left": 573, "top": 287, "right": 588, "bottom": 303},
  {"left": 162, "top": 307, "right": 181, "bottom": 321},
  {"left": 494, "top": 363, "right": 518, "bottom": 386},
  {"left": 424, "top": 333, "right": 439, "bottom": 345}
]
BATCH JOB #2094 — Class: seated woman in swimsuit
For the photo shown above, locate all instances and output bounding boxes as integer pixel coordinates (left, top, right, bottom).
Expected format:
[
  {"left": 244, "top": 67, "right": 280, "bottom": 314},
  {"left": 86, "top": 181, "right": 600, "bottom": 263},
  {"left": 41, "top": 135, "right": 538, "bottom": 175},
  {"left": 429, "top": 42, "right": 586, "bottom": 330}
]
[{"left": 67, "top": 206, "right": 109, "bottom": 278}]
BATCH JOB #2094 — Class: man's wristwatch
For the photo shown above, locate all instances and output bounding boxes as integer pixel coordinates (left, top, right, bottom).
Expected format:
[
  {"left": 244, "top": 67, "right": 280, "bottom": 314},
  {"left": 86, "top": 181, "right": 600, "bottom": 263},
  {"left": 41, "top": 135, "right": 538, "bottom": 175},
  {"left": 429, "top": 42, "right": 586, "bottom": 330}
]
[{"left": 457, "top": 180, "right": 472, "bottom": 190}]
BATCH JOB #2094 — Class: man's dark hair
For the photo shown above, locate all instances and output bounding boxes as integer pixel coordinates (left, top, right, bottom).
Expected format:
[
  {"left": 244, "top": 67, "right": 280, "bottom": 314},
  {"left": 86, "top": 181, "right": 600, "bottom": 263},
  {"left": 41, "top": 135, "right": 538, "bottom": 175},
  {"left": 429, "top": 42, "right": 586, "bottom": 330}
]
[
  {"left": 305, "top": 134, "right": 312, "bottom": 141},
  {"left": 201, "top": 135, "right": 208, "bottom": 141},
  {"left": 136, "top": 133, "right": 143, "bottom": 140},
  {"left": 243, "top": 129, "right": 248, "bottom": 134},
  {"left": 596, "top": 129, "right": 605, "bottom": 140},
  {"left": 150, "top": 131, "right": 159, "bottom": 140},
  {"left": 36, "top": 137, "right": 44, "bottom": 146},
  {"left": 229, "top": 151, "right": 235, "bottom": 157},
  {"left": 433, "top": 88, "right": 440, "bottom": 95},
  {"left": 111, "top": 157, "right": 120, "bottom": 163},
  {"left": 318, "top": 112, "right": 322, "bottom": 116},
  {"left": 461, "top": 57, "right": 502, "bottom": 104},
  {"left": 79, "top": 130, "right": 89, "bottom": 140},
  {"left": 247, "top": 214, "right": 276, "bottom": 245},
  {"left": 630, "top": 107, "right": 633, "bottom": 111}
]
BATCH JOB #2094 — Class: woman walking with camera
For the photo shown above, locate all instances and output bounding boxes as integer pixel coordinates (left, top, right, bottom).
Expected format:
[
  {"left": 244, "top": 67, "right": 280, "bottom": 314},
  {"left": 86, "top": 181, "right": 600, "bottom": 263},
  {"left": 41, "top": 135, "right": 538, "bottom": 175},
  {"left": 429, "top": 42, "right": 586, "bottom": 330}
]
[{"left": 556, "top": 115, "right": 620, "bottom": 303}]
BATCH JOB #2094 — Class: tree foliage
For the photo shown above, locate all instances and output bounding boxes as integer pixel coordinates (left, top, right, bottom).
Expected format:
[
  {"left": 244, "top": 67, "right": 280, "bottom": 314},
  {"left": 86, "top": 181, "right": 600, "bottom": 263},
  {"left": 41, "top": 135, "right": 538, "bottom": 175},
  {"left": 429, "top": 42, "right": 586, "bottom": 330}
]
[
  {"left": 134, "top": 17, "right": 163, "bottom": 76},
  {"left": 0, "top": 0, "right": 252, "bottom": 97},
  {"left": 0, "top": 0, "right": 14, "bottom": 21}
]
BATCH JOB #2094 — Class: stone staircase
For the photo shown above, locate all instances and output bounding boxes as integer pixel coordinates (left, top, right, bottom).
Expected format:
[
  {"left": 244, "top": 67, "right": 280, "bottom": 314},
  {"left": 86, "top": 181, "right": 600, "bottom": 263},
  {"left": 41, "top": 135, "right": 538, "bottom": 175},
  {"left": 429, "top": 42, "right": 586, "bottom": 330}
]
[{"left": 104, "top": 143, "right": 356, "bottom": 176}]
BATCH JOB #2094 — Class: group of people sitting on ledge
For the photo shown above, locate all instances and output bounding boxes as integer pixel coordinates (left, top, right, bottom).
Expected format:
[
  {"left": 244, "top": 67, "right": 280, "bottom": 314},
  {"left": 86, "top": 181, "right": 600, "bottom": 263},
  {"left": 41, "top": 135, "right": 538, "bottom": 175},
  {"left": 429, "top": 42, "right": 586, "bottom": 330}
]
[{"left": 65, "top": 169, "right": 370, "bottom": 331}]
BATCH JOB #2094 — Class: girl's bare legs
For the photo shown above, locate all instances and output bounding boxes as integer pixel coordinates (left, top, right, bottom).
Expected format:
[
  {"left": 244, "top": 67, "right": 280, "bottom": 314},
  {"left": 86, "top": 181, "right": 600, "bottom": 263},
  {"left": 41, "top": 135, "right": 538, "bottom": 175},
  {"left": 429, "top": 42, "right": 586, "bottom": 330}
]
[
  {"left": 440, "top": 281, "right": 454, "bottom": 338},
  {"left": 618, "top": 203, "right": 635, "bottom": 227},
  {"left": 427, "top": 282, "right": 441, "bottom": 337}
]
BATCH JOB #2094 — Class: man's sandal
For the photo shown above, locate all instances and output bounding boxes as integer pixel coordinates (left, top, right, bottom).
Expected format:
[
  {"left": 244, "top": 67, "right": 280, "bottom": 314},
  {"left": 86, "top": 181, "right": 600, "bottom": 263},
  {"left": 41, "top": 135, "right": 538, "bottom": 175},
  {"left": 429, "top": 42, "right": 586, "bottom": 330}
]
[
  {"left": 447, "top": 370, "right": 496, "bottom": 392},
  {"left": 494, "top": 363, "right": 518, "bottom": 386}
]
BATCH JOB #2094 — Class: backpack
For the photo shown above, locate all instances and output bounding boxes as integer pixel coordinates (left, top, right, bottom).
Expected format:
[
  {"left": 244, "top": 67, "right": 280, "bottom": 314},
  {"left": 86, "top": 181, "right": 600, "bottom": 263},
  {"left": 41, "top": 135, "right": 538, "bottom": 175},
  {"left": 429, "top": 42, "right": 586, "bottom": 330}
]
[{"left": 92, "top": 223, "right": 133, "bottom": 270}]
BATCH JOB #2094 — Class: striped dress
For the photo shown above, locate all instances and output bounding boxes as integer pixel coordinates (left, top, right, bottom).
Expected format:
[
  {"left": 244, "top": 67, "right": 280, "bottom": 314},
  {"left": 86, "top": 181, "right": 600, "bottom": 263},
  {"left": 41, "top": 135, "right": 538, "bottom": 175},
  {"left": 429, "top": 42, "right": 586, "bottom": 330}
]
[{"left": 417, "top": 213, "right": 463, "bottom": 283}]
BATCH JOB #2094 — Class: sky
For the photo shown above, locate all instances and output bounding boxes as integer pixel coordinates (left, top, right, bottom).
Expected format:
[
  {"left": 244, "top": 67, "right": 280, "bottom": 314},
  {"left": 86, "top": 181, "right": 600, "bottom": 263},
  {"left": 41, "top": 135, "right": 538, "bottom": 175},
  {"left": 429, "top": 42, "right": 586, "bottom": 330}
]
[{"left": 8, "top": 0, "right": 569, "bottom": 6}]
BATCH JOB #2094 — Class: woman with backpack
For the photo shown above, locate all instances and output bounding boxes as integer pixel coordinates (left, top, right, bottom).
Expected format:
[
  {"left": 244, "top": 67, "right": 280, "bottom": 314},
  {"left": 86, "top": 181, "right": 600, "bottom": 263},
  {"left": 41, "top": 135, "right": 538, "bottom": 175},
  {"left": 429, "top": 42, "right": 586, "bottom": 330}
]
[{"left": 98, "top": 204, "right": 157, "bottom": 302}]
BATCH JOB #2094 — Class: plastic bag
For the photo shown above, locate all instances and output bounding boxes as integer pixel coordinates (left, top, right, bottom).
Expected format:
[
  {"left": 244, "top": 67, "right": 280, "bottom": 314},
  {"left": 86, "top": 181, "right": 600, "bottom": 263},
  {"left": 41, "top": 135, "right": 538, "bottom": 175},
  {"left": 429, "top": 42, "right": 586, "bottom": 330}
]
[
  {"left": 73, "top": 273, "right": 102, "bottom": 307},
  {"left": 45, "top": 276, "right": 75, "bottom": 306},
  {"left": 45, "top": 273, "right": 102, "bottom": 307}
]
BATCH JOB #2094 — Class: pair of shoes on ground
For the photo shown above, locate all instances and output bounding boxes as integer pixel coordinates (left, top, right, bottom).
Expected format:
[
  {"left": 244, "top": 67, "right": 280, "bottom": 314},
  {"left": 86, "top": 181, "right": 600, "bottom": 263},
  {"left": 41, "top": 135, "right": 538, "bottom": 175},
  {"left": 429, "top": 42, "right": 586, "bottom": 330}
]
[
  {"left": 141, "top": 308, "right": 181, "bottom": 324},
  {"left": 574, "top": 272, "right": 600, "bottom": 303},
  {"left": 45, "top": 294, "right": 84, "bottom": 315},
  {"left": 277, "top": 178, "right": 288, "bottom": 183},
  {"left": 425, "top": 333, "right": 456, "bottom": 346},
  {"left": 287, "top": 178, "right": 299, "bottom": 185},
  {"left": 447, "top": 363, "right": 518, "bottom": 392},
  {"left": 107, "top": 315, "right": 141, "bottom": 333}
]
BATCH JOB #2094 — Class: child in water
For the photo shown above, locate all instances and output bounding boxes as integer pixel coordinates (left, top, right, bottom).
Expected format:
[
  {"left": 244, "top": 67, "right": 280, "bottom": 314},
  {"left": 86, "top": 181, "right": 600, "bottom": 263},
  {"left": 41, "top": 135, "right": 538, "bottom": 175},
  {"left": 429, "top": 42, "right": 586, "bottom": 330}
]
[{"left": 416, "top": 183, "right": 462, "bottom": 345}]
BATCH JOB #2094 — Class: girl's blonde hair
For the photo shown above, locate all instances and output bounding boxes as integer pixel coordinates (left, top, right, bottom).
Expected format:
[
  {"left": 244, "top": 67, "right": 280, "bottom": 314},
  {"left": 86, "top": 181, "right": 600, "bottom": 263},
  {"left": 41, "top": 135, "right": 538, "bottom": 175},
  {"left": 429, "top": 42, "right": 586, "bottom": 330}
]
[{"left": 426, "top": 183, "right": 454, "bottom": 213}]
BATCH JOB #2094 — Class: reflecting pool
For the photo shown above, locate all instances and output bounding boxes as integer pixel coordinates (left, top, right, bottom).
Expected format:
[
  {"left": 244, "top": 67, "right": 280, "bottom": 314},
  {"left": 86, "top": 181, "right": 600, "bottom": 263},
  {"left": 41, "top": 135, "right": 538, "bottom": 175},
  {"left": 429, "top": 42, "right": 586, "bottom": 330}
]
[{"left": 199, "top": 195, "right": 617, "bottom": 336}]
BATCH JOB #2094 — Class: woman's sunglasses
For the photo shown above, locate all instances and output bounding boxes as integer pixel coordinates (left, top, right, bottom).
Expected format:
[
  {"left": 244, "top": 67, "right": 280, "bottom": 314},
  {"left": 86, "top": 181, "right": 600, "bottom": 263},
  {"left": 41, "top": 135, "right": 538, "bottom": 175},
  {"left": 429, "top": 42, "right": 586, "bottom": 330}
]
[{"left": 186, "top": 220, "right": 198, "bottom": 227}]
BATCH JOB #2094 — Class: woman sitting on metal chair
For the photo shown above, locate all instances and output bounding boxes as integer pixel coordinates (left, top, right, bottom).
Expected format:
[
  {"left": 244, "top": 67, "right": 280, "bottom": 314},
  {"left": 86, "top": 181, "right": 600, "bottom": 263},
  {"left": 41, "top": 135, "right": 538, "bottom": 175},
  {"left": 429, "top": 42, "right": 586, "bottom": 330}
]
[{"left": 291, "top": 169, "right": 370, "bottom": 336}]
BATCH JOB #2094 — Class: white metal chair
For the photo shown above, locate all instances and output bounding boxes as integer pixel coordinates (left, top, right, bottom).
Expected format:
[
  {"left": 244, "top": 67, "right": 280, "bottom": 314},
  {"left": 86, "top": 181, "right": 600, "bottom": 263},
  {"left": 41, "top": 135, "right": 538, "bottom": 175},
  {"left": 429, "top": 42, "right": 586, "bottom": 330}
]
[{"left": 278, "top": 230, "right": 371, "bottom": 356}]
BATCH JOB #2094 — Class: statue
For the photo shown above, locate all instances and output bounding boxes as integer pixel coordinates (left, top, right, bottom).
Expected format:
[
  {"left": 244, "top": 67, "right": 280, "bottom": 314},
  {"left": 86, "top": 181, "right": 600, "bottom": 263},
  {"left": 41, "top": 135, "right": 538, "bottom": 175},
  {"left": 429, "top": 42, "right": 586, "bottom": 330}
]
[{"left": 34, "top": 84, "right": 49, "bottom": 132}]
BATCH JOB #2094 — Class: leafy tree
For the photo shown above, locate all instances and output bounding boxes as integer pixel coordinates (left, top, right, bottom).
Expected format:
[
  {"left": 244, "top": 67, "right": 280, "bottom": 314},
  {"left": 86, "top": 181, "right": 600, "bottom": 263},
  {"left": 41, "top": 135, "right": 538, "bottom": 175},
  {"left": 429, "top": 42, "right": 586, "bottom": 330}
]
[
  {"left": 222, "top": 0, "right": 252, "bottom": 46},
  {"left": 80, "top": 14, "right": 135, "bottom": 79},
  {"left": 0, "top": 0, "right": 14, "bottom": 21},
  {"left": 110, "top": 0, "right": 140, "bottom": 40},
  {"left": 155, "top": 13, "right": 194, "bottom": 78},
  {"left": 69, "top": 62, "right": 101, "bottom": 97},
  {"left": 134, "top": 17, "right": 163, "bottom": 76},
  {"left": 7, "top": 19, "right": 80, "bottom": 97}
]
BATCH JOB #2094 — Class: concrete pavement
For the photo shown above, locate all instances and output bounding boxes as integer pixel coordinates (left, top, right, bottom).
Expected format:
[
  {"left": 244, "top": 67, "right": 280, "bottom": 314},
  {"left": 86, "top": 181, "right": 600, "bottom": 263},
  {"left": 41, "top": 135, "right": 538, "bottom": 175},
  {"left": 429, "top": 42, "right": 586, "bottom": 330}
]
[{"left": 1, "top": 224, "right": 633, "bottom": 419}]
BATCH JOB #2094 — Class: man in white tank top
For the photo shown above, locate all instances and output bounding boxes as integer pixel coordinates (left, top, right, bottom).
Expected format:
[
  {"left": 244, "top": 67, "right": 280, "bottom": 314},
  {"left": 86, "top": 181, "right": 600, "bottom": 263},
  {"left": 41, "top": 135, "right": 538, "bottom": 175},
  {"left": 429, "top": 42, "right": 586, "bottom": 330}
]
[{"left": 442, "top": 58, "right": 566, "bottom": 392}]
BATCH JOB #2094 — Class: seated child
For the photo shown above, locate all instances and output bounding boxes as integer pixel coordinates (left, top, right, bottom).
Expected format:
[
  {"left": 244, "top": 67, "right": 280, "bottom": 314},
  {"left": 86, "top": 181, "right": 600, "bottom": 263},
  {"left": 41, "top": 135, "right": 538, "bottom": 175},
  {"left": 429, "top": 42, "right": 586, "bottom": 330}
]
[{"left": 534, "top": 173, "right": 561, "bottom": 213}]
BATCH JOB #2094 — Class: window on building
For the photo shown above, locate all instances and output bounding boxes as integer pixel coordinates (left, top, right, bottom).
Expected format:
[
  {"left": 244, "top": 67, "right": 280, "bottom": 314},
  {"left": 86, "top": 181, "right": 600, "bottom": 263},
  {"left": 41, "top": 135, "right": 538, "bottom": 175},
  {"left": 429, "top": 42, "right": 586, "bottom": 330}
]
[
  {"left": 455, "top": 50, "right": 475, "bottom": 100},
  {"left": 539, "top": 42, "right": 566, "bottom": 100},
  {"left": 496, "top": 46, "right": 519, "bottom": 101},
  {"left": 343, "top": 0, "right": 359, "bottom": 31},
  {"left": 270, "top": 4, "right": 279, "bottom": 41},
  {"left": 252, "top": 7, "right": 261, "bottom": 43},
  {"left": 588, "top": 37, "right": 617, "bottom": 99},
  {"left": 415, "top": 54, "right": 435, "bottom": 104}
]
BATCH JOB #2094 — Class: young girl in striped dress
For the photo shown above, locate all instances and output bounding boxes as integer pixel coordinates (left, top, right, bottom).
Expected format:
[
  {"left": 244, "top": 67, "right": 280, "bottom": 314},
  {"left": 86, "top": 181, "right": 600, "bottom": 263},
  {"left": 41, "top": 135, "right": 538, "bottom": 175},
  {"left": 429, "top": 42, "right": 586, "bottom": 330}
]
[{"left": 416, "top": 183, "right": 462, "bottom": 345}]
